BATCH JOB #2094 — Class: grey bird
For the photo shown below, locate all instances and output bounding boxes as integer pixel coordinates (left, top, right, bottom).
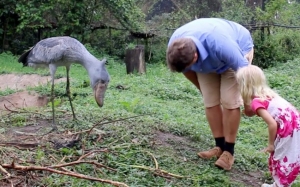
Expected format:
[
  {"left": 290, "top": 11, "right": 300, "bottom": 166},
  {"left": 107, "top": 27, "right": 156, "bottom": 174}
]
[{"left": 18, "top": 36, "right": 110, "bottom": 127}]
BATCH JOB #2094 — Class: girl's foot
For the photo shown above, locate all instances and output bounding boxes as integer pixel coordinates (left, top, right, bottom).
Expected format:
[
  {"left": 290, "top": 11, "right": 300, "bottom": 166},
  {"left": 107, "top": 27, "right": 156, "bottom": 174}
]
[{"left": 261, "top": 182, "right": 276, "bottom": 187}]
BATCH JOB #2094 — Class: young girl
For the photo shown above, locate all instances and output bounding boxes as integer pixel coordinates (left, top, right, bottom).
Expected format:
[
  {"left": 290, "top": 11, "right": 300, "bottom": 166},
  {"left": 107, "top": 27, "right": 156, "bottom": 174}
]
[{"left": 236, "top": 65, "right": 300, "bottom": 187}]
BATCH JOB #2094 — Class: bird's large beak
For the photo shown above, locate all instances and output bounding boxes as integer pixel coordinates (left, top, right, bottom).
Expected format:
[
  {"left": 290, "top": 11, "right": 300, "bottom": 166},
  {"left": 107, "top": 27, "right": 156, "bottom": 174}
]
[{"left": 93, "top": 81, "right": 108, "bottom": 107}]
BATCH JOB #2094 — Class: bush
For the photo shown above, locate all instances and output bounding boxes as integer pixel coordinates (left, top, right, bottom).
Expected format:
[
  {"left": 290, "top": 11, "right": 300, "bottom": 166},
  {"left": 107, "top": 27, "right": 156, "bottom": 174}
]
[
  {"left": 147, "top": 38, "right": 168, "bottom": 64},
  {"left": 252, "top": 29, "right": 300, "bottom": 68}
]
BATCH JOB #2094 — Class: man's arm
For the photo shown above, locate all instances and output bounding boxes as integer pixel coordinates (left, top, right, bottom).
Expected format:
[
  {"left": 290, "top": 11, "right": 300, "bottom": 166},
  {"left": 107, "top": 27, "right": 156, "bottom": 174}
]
[{"left": 183, "top": 70, "right": 201, "bottom": 91}]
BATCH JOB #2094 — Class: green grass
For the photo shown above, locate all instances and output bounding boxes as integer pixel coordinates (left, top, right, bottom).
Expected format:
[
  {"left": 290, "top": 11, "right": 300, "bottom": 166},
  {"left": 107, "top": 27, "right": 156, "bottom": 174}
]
[{"left": 0, "top": 51, "right": 299, "bottom": 186}]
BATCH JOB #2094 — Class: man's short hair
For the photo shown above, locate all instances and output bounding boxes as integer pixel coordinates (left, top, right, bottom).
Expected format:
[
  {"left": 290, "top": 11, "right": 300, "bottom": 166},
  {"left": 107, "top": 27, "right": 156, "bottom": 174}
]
[{"left": 166, "top": 38, "right": 197, "bottom": 72}]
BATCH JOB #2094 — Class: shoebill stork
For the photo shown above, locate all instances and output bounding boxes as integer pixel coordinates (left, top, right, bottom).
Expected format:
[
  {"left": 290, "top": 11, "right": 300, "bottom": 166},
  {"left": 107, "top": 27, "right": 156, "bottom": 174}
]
[{"left": 18, "top": 36, "right": 110, "bottom": 126}]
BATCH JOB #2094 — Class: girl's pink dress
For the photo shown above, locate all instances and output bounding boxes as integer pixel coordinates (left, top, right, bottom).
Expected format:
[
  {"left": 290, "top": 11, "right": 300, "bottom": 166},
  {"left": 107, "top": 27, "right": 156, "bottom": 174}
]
[{"left": 251, "top": 96, "right": 300, "bottom": 187}]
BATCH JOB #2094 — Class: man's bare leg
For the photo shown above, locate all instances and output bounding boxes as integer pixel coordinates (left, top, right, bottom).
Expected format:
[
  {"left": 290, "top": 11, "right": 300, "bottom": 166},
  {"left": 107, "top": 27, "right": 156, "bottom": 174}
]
[
  {"left": 198, "top": 104, "right": 224, "bottom": 159},
  {"left": 214, "top": 107, "right": 240, "bottom": 170},
  {"left": 205, "top": 105, "right": 223, "bottom": 138},
  {"left": 223, "top": 108, "right": 240, "bottom": 142},
  {"left": 222, "top": 108, "right": 241, "bottom": 155}
]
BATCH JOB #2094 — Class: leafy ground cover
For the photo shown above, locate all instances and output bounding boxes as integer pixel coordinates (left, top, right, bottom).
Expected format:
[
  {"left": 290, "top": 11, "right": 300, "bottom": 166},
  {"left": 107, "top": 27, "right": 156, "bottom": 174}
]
[{"left": 0, "top": 52, "right": 299, "bottom": 186}]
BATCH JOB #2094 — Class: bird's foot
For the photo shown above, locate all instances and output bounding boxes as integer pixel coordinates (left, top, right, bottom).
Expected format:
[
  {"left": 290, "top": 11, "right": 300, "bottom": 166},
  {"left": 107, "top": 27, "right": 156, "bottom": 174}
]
[{"left": 49, "top": 124, "right": 58, "bottom": 133}]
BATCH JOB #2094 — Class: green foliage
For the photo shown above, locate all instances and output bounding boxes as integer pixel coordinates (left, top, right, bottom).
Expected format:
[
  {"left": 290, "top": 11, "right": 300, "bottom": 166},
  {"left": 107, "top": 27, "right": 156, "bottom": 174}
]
[
  {"left": 87, "top": 29, "right": 130, "bottom": 58},
  {"left": 101, "top": 0, "right": 146, "bottom": 32},
  {"left": 10, "top": 115, "right": 26, "bottom": 127},
  {"left": 254, "top": 0, "right": 299, "bottom": 24},
  {"left": 16, "top": 0, "right": 53, "bottom": 30},
  {"left": 212, "top": 0, "right": 255, "bottom": 24},
  {"left": 252, "top": 32, "right": 278, "bottom": 68},
  {"left": 125, "top": 43, "right": 136, "bottom": 50},
  {"left": 252, "top": 29, "right": 300, "bottom": 68},
  {"left": 0, "top": 0, "right": 147, "bottom": 55},
  {"left": 119, "top": 98, "right": 141, "bottom": 112},
  {"left": 15, "top": 0, "right": 93, "bottom": 37},
  {"left": 36, "top": 147, "right": 45, "bottom": 161},
  {"left": 147, "top": 38, "right": 168, "bottom": 64},
  {"left": 256, "top": 0, "right": 285, "bottom": 23},
  {"left": 213, "top": 0, "right": 300, "bottom": 68}
]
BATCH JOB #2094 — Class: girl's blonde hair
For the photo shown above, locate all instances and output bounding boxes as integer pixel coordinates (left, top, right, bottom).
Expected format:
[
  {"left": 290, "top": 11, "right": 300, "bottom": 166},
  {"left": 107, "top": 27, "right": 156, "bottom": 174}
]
[{"left": 236, "top": 65, "right": 278, "bottom": 105}]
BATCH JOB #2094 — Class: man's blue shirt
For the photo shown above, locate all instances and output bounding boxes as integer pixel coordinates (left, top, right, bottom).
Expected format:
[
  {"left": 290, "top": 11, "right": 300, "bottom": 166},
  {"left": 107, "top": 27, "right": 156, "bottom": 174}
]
[{"left": 168, "top": 18, "right": 254, "bottom": 74}]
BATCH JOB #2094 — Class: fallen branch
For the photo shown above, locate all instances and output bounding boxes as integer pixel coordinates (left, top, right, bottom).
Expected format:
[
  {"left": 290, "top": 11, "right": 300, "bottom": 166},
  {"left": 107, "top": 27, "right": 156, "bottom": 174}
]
[
  {"left": 4, "top": 103, "right": 46, "bottom": 117},
  {"left": 145, "top": 151, "right": 158, "bottom": 170},
  {"left": 0, "top": 165, "right": 10, "bottom": 177},
  {"left": 78, "top": 149, "right": 109, "bottom": 160},
  {"left": 49, "top": 160, "right": 117, "bottom": 172},
  {"left": 0, "top": 142, "right": 40, "bottom": 150},
  {"left": 1, "top": 162, "right": 128, "bottom": 187}
]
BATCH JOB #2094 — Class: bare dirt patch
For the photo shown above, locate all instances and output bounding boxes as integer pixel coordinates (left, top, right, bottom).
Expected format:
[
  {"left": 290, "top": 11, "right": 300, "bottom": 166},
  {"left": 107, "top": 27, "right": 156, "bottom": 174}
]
[
  {"left": 230, "top": 169, "right": 264, "bottom": 187},
  {"left": 154, "top": 131, "right": 191, "bottom": 147},
  {"left": 0, "top": 91, "right": 48, "bottom": 115},
  {"left": 0, "top": 74, "right": 65, "bottom": 115},
  {"left": 0, "top": 74, "right": 65, "bottom": 91}
]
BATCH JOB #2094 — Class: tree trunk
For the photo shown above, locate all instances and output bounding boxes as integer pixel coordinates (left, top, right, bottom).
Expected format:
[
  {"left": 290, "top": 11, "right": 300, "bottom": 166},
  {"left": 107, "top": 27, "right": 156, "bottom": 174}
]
[{"left": 124, "top": 45, "right": 146, "bottom": 74}]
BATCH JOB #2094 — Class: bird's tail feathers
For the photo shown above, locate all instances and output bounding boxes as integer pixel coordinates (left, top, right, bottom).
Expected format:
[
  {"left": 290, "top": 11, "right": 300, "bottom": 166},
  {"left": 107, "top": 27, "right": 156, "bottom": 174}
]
[
  {"left": 101, "top": 58, "right": 109, "bottom": 65},
  {"left": 18, "top": 47, "right": 33, "bottom": 66}
]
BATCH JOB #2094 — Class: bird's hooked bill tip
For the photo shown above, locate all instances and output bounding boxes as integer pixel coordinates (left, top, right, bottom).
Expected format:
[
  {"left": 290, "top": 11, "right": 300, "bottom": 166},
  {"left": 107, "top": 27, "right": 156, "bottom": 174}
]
[
  {"left": 95, "top": 94, "right": 104, "bottom": 107},
  {"left": 94, "top": 82, "right": 107, "bottom": 108},
  {"left": 96, "top": 99, "right": 104, "bottom": 107}
]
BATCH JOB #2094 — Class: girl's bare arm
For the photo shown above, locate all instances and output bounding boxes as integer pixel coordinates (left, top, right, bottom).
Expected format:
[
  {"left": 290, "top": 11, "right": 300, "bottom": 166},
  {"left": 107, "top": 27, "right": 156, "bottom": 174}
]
[{"left": 256, "top": 108, "right": 277, "bottom": 146}]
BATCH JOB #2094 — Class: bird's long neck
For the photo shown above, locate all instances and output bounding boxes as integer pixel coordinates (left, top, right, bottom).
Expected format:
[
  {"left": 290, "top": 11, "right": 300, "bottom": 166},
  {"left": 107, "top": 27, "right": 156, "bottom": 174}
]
[{"left": 80, "top": 51, "right": 101, "bottom": 88}]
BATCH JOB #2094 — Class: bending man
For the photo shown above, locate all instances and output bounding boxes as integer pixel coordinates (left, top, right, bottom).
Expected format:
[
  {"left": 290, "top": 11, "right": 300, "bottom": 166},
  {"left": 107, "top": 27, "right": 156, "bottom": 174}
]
[{"left": 166, "top": 18, "right": 254, "bottom": 170}]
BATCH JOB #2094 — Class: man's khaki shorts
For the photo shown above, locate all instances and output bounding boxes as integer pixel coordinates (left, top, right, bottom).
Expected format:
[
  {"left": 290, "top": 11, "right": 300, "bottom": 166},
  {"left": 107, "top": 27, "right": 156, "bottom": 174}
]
[{"left": 196, "top": 48, "right": 254, "bottom": 109}]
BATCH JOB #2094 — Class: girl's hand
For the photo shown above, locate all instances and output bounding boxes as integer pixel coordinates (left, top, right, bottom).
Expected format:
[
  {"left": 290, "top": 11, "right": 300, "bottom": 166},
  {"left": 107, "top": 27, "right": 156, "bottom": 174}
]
[
  {"left": 262, "top": 144, "right": 275, "bottom": 153},
  {"left": 243, "top": 108, "right": 255, "bottom": 117},
  {"left": 243, "top": 104, "right": 255, "bottom": 117}
]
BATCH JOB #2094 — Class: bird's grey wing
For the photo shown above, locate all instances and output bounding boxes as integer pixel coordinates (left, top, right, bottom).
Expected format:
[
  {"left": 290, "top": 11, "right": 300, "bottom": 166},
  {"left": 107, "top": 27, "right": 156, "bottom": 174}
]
[{"left": 26, "top": 38, "right": 66, "bottom": 65}]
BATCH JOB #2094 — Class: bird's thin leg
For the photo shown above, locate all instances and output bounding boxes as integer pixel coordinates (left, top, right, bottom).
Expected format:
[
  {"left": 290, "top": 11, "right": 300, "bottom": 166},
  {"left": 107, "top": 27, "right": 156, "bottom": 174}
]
[
  {"left": 49, "top": 64, "right": 58, "bottom": 131},
  {"left": 66, "top": 66, "right": 76, "bottom": 120},
  {"left": 51, "top": 77, "right": 55, "bottom": 124}
]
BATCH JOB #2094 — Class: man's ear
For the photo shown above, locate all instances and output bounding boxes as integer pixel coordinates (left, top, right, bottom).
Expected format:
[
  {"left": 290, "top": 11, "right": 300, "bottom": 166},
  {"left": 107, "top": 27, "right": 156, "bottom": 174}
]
[{"left": 193, "top": 52, "right": 198, "bottom": 63}]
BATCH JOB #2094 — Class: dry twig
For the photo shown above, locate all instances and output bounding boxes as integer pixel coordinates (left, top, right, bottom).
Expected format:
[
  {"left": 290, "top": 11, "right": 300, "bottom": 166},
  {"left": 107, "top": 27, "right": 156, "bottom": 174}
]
[
  {"left": 0, "top": 148, "right": 126, "bottom": 186},
  {"left": 0, "top": 165, "right": 11, "bottom": 177},
  {"left": 4, "top": 102, "right": 45, "bottom": 117},
  {"left": 78, "top": 149, "right": 109, "bottom": 160},
  {"left": 1, "top": 160, "right": 126, "bottom": 187},
  {"left": 49, "top": 160, "right": 117, "bottom": 172},
  {"left": 0, "top": 142, "right": 40, "bottom": 150}
]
